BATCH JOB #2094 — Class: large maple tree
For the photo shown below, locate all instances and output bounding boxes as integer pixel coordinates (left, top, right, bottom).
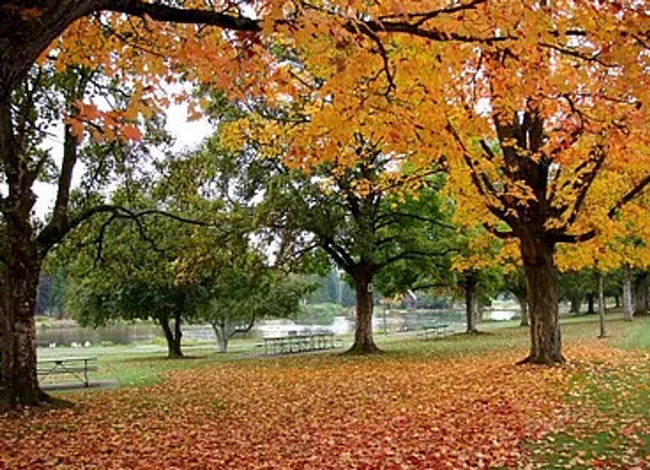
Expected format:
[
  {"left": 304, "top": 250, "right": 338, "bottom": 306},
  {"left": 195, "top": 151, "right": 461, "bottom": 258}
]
[
  {"left": 0, "top": 0, "right": 508, "bottom": 407},
  {"left": 430, "top": 3, "right": 650, "bottom": 363}
]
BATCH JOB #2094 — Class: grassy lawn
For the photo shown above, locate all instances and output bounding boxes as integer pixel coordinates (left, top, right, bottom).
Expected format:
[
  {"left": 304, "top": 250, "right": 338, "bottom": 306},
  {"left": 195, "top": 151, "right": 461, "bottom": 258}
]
[
  {"left": 526, "top": 315, "right": 650, "bottom": 469},
  {"left": 3, "top": 314, "right": 650, "bottom": 469}
]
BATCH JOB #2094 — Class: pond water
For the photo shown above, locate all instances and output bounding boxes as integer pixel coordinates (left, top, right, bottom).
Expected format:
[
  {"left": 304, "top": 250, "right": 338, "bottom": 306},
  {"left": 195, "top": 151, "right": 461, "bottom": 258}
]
[
  {"left": 36, "top": 323, "right": 215, "bottom": 347},
  {"left": 36, "top": 308, "right": 520, "bottom": 347}
]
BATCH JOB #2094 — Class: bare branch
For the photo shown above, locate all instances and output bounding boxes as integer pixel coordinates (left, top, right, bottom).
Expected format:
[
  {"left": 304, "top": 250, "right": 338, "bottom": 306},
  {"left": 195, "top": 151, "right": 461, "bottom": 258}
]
[
  {"left": 548, "top": 230, "right": 595, "bottom": 244},
  {"left": 377, "top": 247, "right": 457, "bottom": 270},
  {"left": 38, "top": 204, "right": 218, "bottom": 251},
  {"left": 101, "top": 0, "right": 261, "bottom": 32}
]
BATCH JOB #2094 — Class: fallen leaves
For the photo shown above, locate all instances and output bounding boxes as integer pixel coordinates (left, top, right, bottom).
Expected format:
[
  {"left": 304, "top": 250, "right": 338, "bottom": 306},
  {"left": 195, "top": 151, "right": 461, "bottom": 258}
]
[{"left": 0, "top": 340, "right": 644, "bottom": 469}]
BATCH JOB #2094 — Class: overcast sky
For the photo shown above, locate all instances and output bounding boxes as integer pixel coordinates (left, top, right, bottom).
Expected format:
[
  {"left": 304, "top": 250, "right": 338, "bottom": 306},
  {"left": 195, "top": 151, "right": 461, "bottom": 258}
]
[{"left": 33, "top": 104, "right": 213, "bottom": 219}]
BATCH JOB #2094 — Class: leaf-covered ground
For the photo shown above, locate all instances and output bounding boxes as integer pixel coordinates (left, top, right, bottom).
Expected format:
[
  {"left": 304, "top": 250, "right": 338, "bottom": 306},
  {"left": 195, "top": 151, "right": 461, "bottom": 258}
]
[{"left": 2, "top": 322, "right": 650, "bottom": 469}]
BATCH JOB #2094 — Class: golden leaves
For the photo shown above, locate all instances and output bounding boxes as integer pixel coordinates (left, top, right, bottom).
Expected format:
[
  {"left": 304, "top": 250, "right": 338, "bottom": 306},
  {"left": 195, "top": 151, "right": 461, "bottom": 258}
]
[{"left": 0, "top": 348, "right": 571, "bottom": 469}]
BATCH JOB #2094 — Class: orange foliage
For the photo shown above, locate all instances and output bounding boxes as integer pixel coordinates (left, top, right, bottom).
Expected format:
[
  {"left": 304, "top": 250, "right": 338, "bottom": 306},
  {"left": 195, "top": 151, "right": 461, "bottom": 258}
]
[
  {"left": 0, "top": 349, "right": 570, "bottom": 469},
  {"left": 3, "top": 340, "right": 648, "bottom": 468},
  {"left": 42, "top": 1, "right": 650, "bottom": 270}
]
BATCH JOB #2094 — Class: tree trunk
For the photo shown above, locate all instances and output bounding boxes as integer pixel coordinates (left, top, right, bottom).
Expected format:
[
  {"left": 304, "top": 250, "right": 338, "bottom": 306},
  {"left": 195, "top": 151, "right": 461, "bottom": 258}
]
[
  {"left": 516, "top": 293, "right": 529, "bottom": 327},
  {"left": 0, "top": 108, "right": 47, "bottom": 406},
  {"left": 633, "top": 271, "right": 648, "bottom": 316},
  {"left": 211, "top": 322, "right": 228, "bottom": 353},
  {"left": 586, "top": 294, "right": 595, "bottom": 315},
  {"left": 347, "top": 264, "right": 380, "bottom": 354},
  {"left": 598, "top": 272, "right": 606, "bottom": 339},
  {"left": 173, "top": 310, "right": 183, "bottom": 356},
  {"left": 520, "top": 238, "right": 563, "bottom": 364},
  {"left": 159, "top": 313, "right": 183, "bottom": 358},
  {"left": 464, "top": 270, "right": 479, "bottom": 333},
  {"left": 0, "top": 243, "right": 45, "bottom": 407},
  {"left": 614, "top": 295, "right": 621, "bottom": 308},
  {"left": 569, "top": 296, "right": 582, "bottom": 315},
  {"left": 623, "top": 264, "right": 633, "bottom": 321}
]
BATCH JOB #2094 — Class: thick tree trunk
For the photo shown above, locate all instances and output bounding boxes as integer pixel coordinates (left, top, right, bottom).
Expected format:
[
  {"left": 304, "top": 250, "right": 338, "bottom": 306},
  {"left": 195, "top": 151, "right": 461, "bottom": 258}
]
[
  {"left": 633, "top": 272, "right": 648, "bottom": 316},
  {"left": 569, "top": 296, "right": 581, "bottom": 315},
  {"left": 516, "top": 293, "right": 529, "bottom": 327},
  {"left": 0, "top": 98, "right": 47, "bottom": 405},
  {"left": 520, "top": 238, "right": 563, "bottom": 364},
  {"left": 586, "top": 294, "right": 595, "bottom": 315},
  {"left": 159, "top": 314, "right": 183, "bottom": 358},
  {"left": 347, "top": 265, "right": 380, "bottom": 354},
  {"left": 464, "top": 270, "right": 479, "bottom": 333},
  {"left": 598, "top": 272, "right": 606, "bottom": 339},
  {"left": 0, "top": 244, "right": 45, "bottom": 407},
  {"left": 623, "top": 264, "right": 633, "bottom": 321}
]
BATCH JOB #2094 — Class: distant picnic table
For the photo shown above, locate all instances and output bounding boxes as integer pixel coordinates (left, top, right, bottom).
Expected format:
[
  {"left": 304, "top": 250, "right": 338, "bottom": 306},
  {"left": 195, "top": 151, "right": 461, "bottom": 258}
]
[
  {"left": 262, "top": 333, "right": 339, "bottom": 355},
  {"left": 420, "top": 324, "right": 450, "bottom": 340},
  {"left": 37, "top": 357, "right": 97, "bottom": 387}
]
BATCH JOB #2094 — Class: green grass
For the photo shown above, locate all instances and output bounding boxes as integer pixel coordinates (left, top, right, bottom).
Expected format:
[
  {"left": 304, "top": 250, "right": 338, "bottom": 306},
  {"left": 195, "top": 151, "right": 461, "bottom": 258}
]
[
  {"left": 52, "top": 313, "right": 650, "bottom": 388},
  {"left": 94, "top": 349, "right": 237, "bottom": 387},
  {"left": 526, "top": 315, "right": 650, "bottom": 469}
]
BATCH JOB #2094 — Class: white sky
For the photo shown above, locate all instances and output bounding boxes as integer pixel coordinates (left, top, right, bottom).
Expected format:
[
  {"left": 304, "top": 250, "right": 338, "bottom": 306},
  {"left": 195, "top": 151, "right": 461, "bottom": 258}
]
[{"left": 33, "top": 104, "right": 213, "bottom": 219}]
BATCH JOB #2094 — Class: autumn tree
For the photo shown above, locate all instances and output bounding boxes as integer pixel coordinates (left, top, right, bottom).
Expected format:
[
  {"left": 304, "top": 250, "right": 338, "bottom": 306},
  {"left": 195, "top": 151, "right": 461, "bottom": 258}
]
[
  {"left": 424, "top": 2, "right": 650, "bottom": 364},
  {"left": 252, "top": 2, "right": 650, "bottom": 364},
  {"left": 214, "top": 125, "right": 453, "bottom": 354},
  {"left": 0, "top": 0, "right": 282, "bottom": 407},
  {"left": 0, "top": 57, "right": 179, "bottom": 404}
]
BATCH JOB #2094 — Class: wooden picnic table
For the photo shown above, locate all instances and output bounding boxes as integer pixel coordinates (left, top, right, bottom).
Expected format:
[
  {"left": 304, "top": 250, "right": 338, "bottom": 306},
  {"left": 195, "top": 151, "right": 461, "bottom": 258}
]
[
  {"left": 262, "top": 333, "right": 338, "bottom": 355},
  {"left": 37, "top": 357, "right": 97, "bottom": 387},
  {"left": 421, "top": 324, "right": 450, "bottom": 340}
]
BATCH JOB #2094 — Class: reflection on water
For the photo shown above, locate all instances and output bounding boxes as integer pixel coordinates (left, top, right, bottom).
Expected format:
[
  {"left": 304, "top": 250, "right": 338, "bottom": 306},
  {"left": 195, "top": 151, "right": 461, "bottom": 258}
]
[
  {"left": 37, "top": 323, "right": 159, "bottom": 347},
  {"left": 37, "top": 307, "right": 521, "bottom": 347},
  {"left": 485, "top": 309, "right": 517, "bottom": 321},
  {"left": 36, "top": 323, "right": 218, "bottom": 347}
]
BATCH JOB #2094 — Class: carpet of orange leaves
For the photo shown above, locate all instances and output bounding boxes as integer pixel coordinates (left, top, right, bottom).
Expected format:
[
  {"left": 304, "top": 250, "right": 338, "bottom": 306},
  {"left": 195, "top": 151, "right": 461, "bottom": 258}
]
[{"left": 0, "top": 342, "right": 637, "bottom": 469}]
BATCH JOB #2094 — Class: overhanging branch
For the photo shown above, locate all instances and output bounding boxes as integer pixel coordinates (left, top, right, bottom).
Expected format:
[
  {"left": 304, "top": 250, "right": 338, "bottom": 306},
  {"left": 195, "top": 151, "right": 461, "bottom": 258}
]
[
  {"left": 102, "top": 0, "right": 261, "bottom": 31},
  {"left": 38, "top": 204, "right": 218, "bottom": 251}
]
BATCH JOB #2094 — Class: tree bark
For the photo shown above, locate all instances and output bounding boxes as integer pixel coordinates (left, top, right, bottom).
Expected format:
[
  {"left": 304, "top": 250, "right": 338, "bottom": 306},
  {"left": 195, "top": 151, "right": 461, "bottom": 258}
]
[
  {"left": 586, "top": 293, "right": 595, "bottom": 315},
  {"left": 464, "top": 270, "right": 479, "bottom": 333},
  {"left": 516, "top": 293, "right": 529, "bottom": 327},
  {"left": 159, "top": 313, "right": 183, "bottom": 358},
  {"left": 569, "top": 296, "right": 581, "bottom": 315},
  {"left": 520, "top": 238, "right": 563, "bottom": 364},
  {"left": 598, "top": 272, "right": 606, "bottom": 339},
  {"left": 633, "top": 271, "right": 648, "bottom": 316},
  {"left": 0, "top": 93, "right": 48, "bottom": 406},
  {"left": 347, "top": 264, "right": 380, "bottom": 354},
  {"left": 623, "top": 264, "right": 633, "bottom": 321},
  {"left": 0, "top": 240, "right": 45, "bottom": 407},
  {"left": 211, "top": 322, "right": 228, "bottom": 353}
]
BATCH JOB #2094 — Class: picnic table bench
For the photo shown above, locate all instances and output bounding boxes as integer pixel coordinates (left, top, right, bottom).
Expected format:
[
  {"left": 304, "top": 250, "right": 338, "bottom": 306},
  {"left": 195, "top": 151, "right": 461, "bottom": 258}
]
[
  {"left": 261, "top": 333, "right": 339, "bottom": 355},
  {"left": 37, "top": 357, "right": 97, "bottom": 387},
  {"left": 420, "top": 324, "right": 450, "bottom": 340}
]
